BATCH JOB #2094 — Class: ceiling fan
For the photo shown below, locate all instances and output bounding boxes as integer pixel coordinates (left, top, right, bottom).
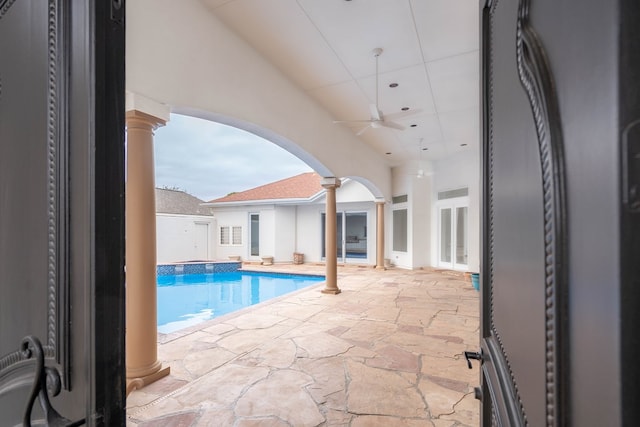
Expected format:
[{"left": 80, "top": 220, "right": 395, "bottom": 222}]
[{"left": 333, "top": 48, "right": 419, "bottom": 136}]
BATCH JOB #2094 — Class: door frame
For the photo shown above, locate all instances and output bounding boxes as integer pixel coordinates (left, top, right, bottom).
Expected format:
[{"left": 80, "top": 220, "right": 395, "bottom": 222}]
[
  {"left": 321, "top": 211, "right": 369, "bottom": 263},
  {"left": 249, "top": 212, "right": 260, "bottom": 259},
  {"left": 343, "top": 211, "right": 368, "bottom": 263},
  {"left": 436, "top": 196, "right": 469, "bottom": 270},
  {"left": 194, "top": 222, "right": 210, "bottom": 259}
]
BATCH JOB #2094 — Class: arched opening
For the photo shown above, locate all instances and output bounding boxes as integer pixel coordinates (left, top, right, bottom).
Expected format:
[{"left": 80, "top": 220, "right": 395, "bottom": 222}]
[{"left": 152, "top": 112, "right": 386, "bottom": 268}]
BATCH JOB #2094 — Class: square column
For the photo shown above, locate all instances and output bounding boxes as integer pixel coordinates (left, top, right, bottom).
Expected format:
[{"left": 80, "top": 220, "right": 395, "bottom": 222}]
[
  {"left": 375, "top": 201, "right": 386, "bottom": 270},
  {"left": 321, "top": 177, "right": 341, "bottom": 294}
]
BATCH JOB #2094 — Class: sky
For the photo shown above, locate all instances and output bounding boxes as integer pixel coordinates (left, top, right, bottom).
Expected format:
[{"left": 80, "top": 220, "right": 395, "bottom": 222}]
[{"left": 154, "top": 114, "right": 312, "bottom": 201}]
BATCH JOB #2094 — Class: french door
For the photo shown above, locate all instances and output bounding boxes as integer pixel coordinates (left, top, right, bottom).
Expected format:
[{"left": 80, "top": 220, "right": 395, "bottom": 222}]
[{"left": 438, "top": 200, "right": 468, "bottom": 270}]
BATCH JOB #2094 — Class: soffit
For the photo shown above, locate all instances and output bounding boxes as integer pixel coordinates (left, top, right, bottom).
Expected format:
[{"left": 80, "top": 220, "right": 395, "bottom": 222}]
[{"left": 201, "top": 0, "right": 479, "bottom": 166}]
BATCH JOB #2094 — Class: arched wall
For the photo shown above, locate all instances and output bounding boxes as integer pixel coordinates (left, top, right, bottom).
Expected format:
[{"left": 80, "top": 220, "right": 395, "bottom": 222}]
[{"left": 126, "top": 0, "right": 391, "bottom": 199}]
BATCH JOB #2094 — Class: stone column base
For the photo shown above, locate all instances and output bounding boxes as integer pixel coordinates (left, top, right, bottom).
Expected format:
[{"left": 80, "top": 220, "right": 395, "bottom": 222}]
[
  {"left": 126, "top": 365, "right": 171, "bottom": 396},
  {"left": 321, "top": 287, "right": 341, "bottom": 295}
]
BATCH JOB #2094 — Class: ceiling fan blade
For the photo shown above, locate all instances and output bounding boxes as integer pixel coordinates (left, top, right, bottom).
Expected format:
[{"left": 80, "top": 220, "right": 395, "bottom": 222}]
[
  {"left": 383, "top": 108, "right": 424, "bottom": 121},
  {"left": 380, "top": 121, "right": 405, "bottom": 131},
  {"left": 333, "top": 119, "right": 375, "bottom": 124},
  {"left": 356, "top": 124, "right": 372, "bottom": 136},
  {"left": 369, "top": 103, "right": 381, "bottom": 121}
]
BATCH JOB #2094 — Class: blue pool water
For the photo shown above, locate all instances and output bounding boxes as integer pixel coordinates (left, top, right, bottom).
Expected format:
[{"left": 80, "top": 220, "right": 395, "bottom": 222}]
[{"left": 157, "top": 271, "right": 325, "bottom": 333}]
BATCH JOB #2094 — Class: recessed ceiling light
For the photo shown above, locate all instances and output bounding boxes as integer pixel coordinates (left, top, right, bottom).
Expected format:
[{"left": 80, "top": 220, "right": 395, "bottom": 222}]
[
  {"left": 410, "top": 124, "right": 417, "bottom": 127},
  {"left": 460, "top": 143, "right": 468, "bottom": 147},
  {"left": 389, "top": 83, "right": 398, "bottom": 88},
  {"left": 401, "top": 107, "right": 409, "bottom": 111},
  {"left": 385, "top": 152, "right": 392, "bottom": 155}
]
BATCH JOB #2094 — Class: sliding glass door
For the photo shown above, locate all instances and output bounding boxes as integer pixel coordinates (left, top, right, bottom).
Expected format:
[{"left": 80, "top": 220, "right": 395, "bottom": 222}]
[
  {"left": 321, "top": 213, "right": 343, "bottom": 261},
  {"left": 321, "top": 211, "right": 368, "bottom": 262},
  {"left": 345, "top": 212, "right": 367, "bottom": 260}
]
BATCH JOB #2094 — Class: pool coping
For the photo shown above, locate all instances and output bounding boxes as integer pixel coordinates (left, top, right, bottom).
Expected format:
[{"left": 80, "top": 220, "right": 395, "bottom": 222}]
[{"left": 239, "top": 268, "right": 325, "bottom": 279}]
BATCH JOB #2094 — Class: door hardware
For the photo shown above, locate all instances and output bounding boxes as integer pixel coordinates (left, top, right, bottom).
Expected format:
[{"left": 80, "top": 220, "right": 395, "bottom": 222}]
[
  {"left": 474, "top": 386, "right": 483, "bottom": 401},
  {"left": 464, "top": 350, "right": 483, "bottom": 369}
]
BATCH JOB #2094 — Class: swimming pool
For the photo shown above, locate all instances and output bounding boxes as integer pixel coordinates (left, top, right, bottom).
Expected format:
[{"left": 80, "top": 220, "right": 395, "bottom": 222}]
[{"left": 157, "top": 270, "right": 325, "bottom": 333}]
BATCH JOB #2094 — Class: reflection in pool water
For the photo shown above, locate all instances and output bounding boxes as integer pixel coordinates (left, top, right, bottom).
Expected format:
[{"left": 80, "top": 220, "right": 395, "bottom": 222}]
[{"left": 157, "top": 271, "right": 325, "bottom": 333}]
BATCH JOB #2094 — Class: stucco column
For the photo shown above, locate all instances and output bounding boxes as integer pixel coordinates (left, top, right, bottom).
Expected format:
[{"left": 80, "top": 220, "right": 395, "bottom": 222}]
[
  {"left": 125, "top": 110, "right": 170, "bottom": 393},
  {"left": 375, "top": 201, "right": 386, "bottom": 270},
  {"left": 321, "top": 177, "right": 341, "bottom": 294}
]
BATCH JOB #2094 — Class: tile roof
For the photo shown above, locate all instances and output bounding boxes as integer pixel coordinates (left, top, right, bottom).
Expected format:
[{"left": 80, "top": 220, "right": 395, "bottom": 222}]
[
  {"left": 208, "top": 172, "right": 323, "bottom": 203},
  {"left": 156, "top": 188, "right": 214, "bottom": 216}
]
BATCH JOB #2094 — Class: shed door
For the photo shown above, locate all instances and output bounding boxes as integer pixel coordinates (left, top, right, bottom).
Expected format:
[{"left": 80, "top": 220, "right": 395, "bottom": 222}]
[
  {"left": 195, "top": 223, "right": 210, "bottom": 259},
  {"left": 478, "top": 0, "right": 640, "bottom": 425},
  {"left": 0, "top": 1, "right": 125, "bottom": 425}
]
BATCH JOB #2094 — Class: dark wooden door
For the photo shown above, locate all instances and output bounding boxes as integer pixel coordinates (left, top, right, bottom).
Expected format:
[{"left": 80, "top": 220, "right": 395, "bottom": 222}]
[
  {"left": 0, "top": 1, "right": 125, "bottom": 425},
  {"left": 479, "top": 0, "right": 640, "bottom": 425}
]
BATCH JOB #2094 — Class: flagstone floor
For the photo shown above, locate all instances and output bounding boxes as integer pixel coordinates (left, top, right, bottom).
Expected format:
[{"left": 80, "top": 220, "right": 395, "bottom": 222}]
[{"left": 126, "top": 264, "right": 480, "bottom": 426}]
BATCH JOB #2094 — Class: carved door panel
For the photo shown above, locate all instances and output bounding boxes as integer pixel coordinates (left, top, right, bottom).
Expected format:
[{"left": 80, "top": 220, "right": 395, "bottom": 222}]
[
  {"left": 479, "top": 0, "right": 640, "bottom": 425},
  {"left": 0, "top": 1, "right": 125, "bottom": 425}
]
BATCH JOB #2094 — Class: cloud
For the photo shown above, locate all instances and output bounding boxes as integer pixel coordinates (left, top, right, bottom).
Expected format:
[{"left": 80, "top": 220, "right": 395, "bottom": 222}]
[{"left": 154, "top": 114, "right": 313, "bottom": 201}]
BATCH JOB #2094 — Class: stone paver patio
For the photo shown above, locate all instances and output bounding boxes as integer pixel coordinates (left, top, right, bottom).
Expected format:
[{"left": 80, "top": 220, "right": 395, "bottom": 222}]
[{"left": 126, "top": 265, "right": 480, "bottom": 426}]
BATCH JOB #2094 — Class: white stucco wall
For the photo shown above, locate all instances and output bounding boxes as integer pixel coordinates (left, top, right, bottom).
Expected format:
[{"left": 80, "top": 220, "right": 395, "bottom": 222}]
[
  {"left": 296, "top": 204, "right": 324, "bottom": 263},
  {"left": 212, "top": 209, "right": 248, "bottom": 260},
  {"left": 209, "top": 205, "right": 300, "bottom": 262},
  {"left": 126, "top": 0, "right": 391, "bottom": 199},
  {"left": 156, "top": 214, "right": 216, "bottom": 263},
  {"left": 208, "top": 179, "right": 380, "bottom": 265},
  {"left": 337, "top": 180, "right": 376, "bottom": 203},
  {"left": 257, "top": 208, "right": 276, "bottom": 260},
  {"left": 389, "top": 165, "right": 432, "bottom": 269},
  {"left": 274, "top": 206, "right": 297, "bottom": 262},
  {"left": 412, "top": 174, "right": 432, "bottom": 268},
  {"left": 431, "top": 150, "right": 480, "bottom": 272}
]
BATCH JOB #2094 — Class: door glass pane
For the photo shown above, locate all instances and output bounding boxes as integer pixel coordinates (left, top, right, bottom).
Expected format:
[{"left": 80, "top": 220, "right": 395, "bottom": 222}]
[
  {"left": 250, "top": 214, "right": 259, "bottom": 256},
  {"left": 393, "top": 209, "right": 408, "bottom": 252},
  {"left": 456, "top": 207, "right": 468, "bottom": 265},
  {"left": 321, "top": 213, "right": 326, "bottom": 258},
  {"left": 440, "top": 208, "right": 452, "bottom": 263},
  {"left": 345, "top": 212, "right": 367, "bottom": 259},
  {"left": 321, "top": 213, "right": 344, "bottom": 259},
  {"left": 336, "top": 213, "right": 343, "bottom": 258}
]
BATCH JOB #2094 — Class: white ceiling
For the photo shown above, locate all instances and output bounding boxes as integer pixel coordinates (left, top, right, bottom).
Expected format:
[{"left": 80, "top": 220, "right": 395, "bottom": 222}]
[{"left": 201, "top": 0, "right": 479, "bottom": 166}]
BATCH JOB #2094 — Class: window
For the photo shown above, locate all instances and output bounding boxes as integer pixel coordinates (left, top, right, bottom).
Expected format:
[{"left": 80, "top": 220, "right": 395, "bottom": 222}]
[
  {"left": 392, "top": 209, "right": 408, "bottom": 252},
  {"left": 220, "top": 226, "right": 242, "bottom": 245},
  {"left": 437, "top": 187, "right": 468, "bottom": 200},
  {"left": 392, "top": 194, "right": 408, "bottom": 204},
  {"left": 232, "top": 226, "right": 242, "bottom": 245},
  {"left": 220, "top": 227, "right": 230, "bottom": 245}
]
